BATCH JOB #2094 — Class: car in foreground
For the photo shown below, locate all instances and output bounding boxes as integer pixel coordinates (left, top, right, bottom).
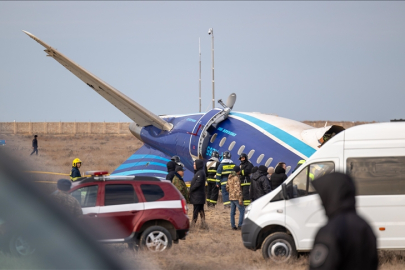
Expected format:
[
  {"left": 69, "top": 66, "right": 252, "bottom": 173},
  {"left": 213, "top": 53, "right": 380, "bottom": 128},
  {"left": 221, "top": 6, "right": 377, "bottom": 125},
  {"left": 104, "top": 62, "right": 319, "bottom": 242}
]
[{"left": 70, "top": 171, "right": 189, "bottom": 252}]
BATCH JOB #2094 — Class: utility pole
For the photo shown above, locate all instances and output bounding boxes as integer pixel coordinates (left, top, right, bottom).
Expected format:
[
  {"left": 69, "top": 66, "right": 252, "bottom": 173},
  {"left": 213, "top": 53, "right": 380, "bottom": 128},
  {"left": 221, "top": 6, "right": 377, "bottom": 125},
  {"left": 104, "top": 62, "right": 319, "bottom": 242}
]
[
  {"left": 199, "top": 38, "right": 202, "bottom": 113},
  {"left": 208, "top": 28, "right": 215, "bottom": 109}
]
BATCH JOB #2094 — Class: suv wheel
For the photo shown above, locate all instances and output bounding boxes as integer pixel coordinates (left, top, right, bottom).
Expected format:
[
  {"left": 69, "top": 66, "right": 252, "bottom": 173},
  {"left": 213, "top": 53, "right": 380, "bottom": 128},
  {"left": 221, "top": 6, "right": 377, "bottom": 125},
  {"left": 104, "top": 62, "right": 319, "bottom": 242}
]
[
  {"left": 261, "top": 232, "right": 297, "bottom": 263},
  {"left": 9, "top": 235, "right": 35, "bottom": 257},
  {"left": 140, "top": 226, "right": 172, "bottom": 252}
]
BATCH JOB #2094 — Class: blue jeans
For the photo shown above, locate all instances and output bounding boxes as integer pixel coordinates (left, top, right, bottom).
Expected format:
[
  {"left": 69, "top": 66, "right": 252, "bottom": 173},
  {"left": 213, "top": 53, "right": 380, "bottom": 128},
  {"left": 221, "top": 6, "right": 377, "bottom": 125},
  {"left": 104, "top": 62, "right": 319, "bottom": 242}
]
[
  {"left": 230, "top": 200, "right": 245, "bottom": 228},
  {"left": 221, "top": 184, "right": 230, "bottom": 206}
]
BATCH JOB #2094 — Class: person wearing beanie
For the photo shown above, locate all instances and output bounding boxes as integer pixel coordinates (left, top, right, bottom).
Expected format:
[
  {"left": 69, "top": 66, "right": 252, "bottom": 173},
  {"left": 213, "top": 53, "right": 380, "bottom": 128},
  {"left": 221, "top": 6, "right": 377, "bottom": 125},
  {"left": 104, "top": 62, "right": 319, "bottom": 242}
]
[
  {"left": 226, "top": 166, "right": 244, "bottom": 230},
  {"left": 172, "top": 165, "right": 190, "bottom": 204},
  {"left": 51, "top": 179, "right": 82, "bottom": 217},
  {"left": 270, "top": 162, "right": 288, "bottom": 190},
  {"left": 267, "top": 166, "right": 275, "bottom": 181},
  {"left": 189, "top": 160, "right": 207, "bottom": 226},
  {"left": 250, "top": 165, "right": 272, "bottom": 202},
  {"left": 251, "top": 166, "right": 258, "bottom": 174}
]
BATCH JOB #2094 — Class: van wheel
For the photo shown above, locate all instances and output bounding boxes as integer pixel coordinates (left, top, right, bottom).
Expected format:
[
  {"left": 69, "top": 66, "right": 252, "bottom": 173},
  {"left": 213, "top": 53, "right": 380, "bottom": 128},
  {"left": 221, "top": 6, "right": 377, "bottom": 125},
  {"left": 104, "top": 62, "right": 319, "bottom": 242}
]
[
  {"left": 261, "top": 232, "right": 297, "bottom": 263},
  {"left": 9, "top": 235, "right": 35, "bottom": 257},
  {"left": 140, "top": 226, "right": 172, "bottom": 252}
]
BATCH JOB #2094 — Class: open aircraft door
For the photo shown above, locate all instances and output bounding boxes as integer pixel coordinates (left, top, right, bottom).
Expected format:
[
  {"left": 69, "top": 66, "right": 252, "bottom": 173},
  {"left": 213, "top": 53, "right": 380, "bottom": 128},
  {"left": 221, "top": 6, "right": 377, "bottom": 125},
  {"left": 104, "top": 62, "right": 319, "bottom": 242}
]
[{"left": 189, "top": 94, "right": 236, "bottom": 160}]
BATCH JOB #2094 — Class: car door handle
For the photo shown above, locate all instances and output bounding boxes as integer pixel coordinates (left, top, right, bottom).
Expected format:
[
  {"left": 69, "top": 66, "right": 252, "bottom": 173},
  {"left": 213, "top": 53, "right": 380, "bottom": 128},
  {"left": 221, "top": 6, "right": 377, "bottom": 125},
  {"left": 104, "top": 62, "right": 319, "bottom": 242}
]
[
  {"left": 277, "top": 209, "right": 283, "bottom": 213},
  {"left": 87, "top": 213, "right": 98, "bottom": 217},
  {"left": 131, "top": 210, "right": 138, "bottom": 214}
]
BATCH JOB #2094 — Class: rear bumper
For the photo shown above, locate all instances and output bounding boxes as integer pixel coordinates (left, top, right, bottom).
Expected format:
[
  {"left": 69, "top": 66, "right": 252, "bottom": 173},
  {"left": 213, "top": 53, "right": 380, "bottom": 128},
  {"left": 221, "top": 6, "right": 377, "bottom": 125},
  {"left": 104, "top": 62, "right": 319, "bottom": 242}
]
[{"left": 241, "top": 217, "right": 261, "bottom": 251}]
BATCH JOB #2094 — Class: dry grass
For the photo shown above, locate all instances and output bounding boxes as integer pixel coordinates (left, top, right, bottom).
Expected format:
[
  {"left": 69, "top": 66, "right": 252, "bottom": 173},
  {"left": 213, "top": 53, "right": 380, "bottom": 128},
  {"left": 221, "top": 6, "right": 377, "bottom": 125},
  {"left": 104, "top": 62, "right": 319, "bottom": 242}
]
[{"left": 1, "top": 134, "right": 405, "bottom": 269}]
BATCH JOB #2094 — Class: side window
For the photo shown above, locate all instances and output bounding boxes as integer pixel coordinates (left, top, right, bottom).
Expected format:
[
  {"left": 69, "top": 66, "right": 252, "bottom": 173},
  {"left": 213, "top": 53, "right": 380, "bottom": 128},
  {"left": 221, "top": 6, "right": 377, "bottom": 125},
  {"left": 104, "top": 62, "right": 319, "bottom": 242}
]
[
  {"left": 289, "top": 161, "right": 334, "bottom": 198},
  {"left": 104, "top": 184, "right": 138, "bottom": 206},
  {"left": 71, "top": 185, "right": 98, "bottom": 208},
  {"left": 141, "top": 184, "right": 164, "bottom": 202},
  {"left": 347, "top": 156, "right": 405, "bottom": 195}
]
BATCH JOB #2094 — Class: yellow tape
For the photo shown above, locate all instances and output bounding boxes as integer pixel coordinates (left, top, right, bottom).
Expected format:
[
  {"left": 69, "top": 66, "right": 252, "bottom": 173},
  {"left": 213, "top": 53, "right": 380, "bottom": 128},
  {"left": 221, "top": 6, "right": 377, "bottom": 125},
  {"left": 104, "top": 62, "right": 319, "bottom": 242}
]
[{"left": 25, "top": 171, "right": 70, "bottom": 176}]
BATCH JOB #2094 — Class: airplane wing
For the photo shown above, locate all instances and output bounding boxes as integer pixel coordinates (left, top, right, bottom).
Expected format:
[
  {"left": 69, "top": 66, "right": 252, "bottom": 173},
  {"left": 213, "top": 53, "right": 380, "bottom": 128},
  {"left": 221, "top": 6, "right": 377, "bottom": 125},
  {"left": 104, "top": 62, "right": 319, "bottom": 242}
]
[
  {"left": 111, "top": 144, "right": 194, "bottom": 183},
  {"left": 23, "top": 31, "right": 173, "bottom": 131}
]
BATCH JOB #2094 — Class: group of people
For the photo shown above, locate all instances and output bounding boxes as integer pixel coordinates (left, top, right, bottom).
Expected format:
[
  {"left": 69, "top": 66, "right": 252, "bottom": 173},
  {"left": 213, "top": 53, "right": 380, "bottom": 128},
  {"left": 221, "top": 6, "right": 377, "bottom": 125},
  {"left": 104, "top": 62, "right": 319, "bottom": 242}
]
[{"left": 165, "top": 151, "right": 291, "bottom": 229}]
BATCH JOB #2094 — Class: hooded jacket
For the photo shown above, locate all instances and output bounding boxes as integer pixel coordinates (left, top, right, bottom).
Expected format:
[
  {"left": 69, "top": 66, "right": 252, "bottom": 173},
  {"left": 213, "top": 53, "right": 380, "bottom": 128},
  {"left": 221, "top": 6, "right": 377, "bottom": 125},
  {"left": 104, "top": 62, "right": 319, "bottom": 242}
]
[
  {"left": 165, "top": 160, "right": 177, "bottom": 182},
  {"left": 309, "top": 173, "right": 378, "bottom": 270},
  {"left": 189, "top": 159, "right": 206, "bottom": 205},
  {"left": 270, "top": 166, "right": 287, "bottom": 190},
  {"left": 249, "top": 170, "right": 271, "bottom": 201}
]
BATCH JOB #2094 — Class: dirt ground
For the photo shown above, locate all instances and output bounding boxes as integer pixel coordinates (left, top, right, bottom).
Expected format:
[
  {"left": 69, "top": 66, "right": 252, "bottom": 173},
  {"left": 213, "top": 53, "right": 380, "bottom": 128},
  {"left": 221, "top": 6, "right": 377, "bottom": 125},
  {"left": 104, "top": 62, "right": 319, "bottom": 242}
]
[{"left": 1, "top": 134, "right": 404, "bottom": 269}]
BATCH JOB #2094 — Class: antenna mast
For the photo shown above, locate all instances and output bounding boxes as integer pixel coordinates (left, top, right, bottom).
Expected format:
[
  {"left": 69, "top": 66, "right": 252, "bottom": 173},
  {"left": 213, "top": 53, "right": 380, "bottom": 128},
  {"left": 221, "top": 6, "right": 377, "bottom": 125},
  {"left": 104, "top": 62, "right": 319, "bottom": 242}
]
[
  {"left": 199, "top": 38, "right": 201, "bottom": 113},
  {"left": 208, "top": 28, "right": 215, "bottom": 109}
]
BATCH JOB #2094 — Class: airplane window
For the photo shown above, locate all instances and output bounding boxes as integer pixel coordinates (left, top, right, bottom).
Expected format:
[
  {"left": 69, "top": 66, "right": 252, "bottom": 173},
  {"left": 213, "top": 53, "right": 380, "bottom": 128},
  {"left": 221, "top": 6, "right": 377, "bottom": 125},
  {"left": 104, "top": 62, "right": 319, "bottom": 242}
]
[
  {"left": 248, "top": 150, "right": 255, "bottom": 159},
  {"left": 237, "top": 145, "right": 245, "bottom": 155},
  {"left": 228, "top": 141, "right": 236, "bottom": 151},
  {"left": 286, "top": 166, "right": 292, "bottom": 174},
  {"left": 265, "top": 158, "right": 273, "bottom": 167},
  {"left": 219, "top": 137, "right": 227, "bottom": 147},
  {"left": 257, "top": 154, "right": 264, "bottom": 164},
  {"left": 210, "top": 133, "right": 217, "bottom": 143}
]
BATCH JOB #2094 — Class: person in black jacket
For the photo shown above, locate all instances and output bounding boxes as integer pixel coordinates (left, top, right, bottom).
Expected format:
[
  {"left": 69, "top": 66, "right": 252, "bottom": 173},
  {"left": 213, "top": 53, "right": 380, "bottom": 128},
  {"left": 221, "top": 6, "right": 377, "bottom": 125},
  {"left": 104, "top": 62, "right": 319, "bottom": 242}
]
[
  {"left": 309, "top": 173, "right": 378, "bottom": 270},
  {"left": 250, "top": 165, "right": 271, "bottom": 202},
  {"left": 270, "top": 162, "right": 288, "bottom": 190},
  {"left": 189, "top": 159, "right": 206, "bottom": 225},
  {"left": 239, "top": 153, "right": 254, "bottom": 206},
  {"left": 30, "top": 135, "right": 38, "bottom": 156},
  {"left": 166, "top": 156, "right": 181, "bottom": 182}
]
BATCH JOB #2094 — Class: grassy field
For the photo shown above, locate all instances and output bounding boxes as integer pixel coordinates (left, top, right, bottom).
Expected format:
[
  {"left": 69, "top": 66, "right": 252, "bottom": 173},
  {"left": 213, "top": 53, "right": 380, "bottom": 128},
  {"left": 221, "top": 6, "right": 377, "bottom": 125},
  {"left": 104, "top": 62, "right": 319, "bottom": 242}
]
[{"left": 1, "top": 133, "right": 404, "bottom": 269}]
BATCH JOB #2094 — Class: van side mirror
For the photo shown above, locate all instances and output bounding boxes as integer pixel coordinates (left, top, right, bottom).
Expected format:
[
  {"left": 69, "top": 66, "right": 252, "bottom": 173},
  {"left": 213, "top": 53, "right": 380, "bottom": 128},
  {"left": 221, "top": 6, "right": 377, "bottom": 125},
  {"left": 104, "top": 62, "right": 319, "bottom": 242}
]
[{"left": 282, "top": 183, "right": 289, "bottom": 200}]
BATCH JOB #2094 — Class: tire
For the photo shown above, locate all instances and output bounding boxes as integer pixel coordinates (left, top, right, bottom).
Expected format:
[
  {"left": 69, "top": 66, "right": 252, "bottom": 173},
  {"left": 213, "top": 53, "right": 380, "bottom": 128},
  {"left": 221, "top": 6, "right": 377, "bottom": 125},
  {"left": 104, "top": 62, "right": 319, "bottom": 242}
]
[
  {"left": 261, "top": 232, "right": 297, "bottom": 263},
  {"left": 140, "top": 226, "right": 172, "bottom": 252},
  {"left": 9, "top": 235, "right": 36, "bottom": 257}
]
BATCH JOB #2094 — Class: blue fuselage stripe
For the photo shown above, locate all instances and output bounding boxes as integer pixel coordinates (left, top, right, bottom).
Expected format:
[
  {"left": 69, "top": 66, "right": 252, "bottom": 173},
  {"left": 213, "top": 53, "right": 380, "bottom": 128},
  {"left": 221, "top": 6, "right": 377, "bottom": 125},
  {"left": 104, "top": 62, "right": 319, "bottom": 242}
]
[
  {"left": 111, "top": 169, "right": 168, "bottom": 176},
  {"left": 115, "top": 161, "right": 166, "bottom": 170},
  {"left": 230, "top": 112, "right": 316, "bottom": 158},
  {"left": 125, "top": 154, "right": 170, "bottom": 163}
]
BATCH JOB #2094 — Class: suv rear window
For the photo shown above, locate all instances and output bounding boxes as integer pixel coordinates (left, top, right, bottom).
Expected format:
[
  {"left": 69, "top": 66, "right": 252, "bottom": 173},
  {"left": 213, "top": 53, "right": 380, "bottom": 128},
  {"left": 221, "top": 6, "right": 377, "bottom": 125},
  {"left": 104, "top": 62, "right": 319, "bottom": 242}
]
[
  {"left": 104, "top": 184, "right": 138, "bottom": 205},
  {"left": 141, "top": 184, "right": 164, "bottom": 202}
]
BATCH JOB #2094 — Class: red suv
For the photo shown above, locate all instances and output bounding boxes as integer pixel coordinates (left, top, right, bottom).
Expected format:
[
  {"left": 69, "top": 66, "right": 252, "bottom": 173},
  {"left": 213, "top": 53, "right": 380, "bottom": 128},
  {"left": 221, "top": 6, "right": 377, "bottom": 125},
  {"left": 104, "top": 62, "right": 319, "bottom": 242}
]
[{"left": 70, "top": 173, "right": 189, "bottom": 252}]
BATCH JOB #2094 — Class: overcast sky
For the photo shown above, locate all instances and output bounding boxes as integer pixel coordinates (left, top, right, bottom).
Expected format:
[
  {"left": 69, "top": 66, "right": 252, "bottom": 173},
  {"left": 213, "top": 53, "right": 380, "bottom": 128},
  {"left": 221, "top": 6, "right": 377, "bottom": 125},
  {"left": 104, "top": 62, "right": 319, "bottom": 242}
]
[{"left": 1, "top": 2, "right": 404, "bottom": 122}]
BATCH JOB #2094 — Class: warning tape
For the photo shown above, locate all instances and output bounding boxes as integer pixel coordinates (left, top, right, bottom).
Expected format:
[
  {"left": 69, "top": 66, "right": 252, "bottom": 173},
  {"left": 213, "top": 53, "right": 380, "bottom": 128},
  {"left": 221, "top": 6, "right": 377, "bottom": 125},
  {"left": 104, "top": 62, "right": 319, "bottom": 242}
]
[{"left": 25, "top": 171, "right": 70, "bottom": 176}]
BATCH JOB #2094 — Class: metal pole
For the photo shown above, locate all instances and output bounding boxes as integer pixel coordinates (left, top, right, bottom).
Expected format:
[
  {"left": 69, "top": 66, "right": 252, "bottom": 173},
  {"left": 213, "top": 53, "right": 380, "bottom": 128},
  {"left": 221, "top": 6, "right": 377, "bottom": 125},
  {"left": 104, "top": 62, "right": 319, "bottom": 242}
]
[
  {"left": 199, "top": 38, "right": 201, "bottom": 113},
  {"left": 211, "top": 29, "right": 215, "bottom": 109}
]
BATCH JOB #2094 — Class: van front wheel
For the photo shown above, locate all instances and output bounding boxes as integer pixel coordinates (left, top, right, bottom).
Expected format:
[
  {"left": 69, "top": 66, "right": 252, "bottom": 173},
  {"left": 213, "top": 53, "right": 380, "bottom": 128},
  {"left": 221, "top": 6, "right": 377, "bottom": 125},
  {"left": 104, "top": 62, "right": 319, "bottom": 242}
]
[{"left": 261, "top": 232, "right": 297, "bottom": 263}]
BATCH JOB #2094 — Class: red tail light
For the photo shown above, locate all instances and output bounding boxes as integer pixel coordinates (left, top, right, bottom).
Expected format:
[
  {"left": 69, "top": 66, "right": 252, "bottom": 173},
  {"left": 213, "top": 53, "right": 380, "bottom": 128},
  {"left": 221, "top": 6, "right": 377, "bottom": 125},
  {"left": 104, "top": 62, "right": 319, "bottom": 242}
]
[{"left": 181, "top": 199, "right": 188, "bottom": 214}]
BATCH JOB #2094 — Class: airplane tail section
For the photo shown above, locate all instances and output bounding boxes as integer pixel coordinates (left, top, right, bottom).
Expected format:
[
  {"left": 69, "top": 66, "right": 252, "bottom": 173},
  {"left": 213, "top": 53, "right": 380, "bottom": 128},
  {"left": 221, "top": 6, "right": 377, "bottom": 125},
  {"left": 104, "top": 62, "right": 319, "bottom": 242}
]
[{"left": 23, "top": 31, "right": 173, "bottom": 131}]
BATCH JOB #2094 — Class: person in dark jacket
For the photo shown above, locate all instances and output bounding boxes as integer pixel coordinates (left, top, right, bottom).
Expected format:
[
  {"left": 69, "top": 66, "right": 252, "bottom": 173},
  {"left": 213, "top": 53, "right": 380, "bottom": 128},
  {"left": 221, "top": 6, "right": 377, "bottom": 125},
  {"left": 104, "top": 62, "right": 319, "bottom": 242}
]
[
  {"left": 270, "top": 162, "right": 288, "bottom": 190},
  {"left": 250, "top": 165, "right": 271, "bottom": 201},
  {"left": 239, "top": 153, "right": 254, "bottom": 206},
  {"left": 30, "top": 135, "right": 38, "bottom": 156},
  {"left": 189, "top": 159, "right": 206, "bottom": 225},
  {"left": 166, "top": 155, "right": 181, "bottom": 182},
  {"left": 309, "top": 173, "right": 378, "bottom": 270}
]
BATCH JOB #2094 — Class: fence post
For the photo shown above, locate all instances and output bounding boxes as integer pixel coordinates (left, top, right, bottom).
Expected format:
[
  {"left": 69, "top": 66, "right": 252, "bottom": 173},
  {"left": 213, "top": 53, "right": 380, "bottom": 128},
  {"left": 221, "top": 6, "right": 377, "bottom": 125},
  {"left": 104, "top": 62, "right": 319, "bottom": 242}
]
[{"left": 14, "top": 120, "right": 16, "bottom": 134}]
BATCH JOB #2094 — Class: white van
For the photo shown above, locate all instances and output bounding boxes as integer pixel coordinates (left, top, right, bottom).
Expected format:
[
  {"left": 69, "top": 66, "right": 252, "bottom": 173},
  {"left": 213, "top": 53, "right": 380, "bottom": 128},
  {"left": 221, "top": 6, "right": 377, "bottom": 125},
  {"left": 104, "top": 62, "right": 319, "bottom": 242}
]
[{"left": 241, "top": 122, "right": 405, "bottom": 262}]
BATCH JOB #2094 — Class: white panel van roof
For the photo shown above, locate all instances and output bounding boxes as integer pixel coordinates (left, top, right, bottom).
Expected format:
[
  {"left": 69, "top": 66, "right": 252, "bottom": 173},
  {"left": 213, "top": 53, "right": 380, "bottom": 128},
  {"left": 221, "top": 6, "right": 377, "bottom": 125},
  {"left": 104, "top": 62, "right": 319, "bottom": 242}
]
[{"left": 344, "top": 122, "right": 405, "bottom": 141}]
